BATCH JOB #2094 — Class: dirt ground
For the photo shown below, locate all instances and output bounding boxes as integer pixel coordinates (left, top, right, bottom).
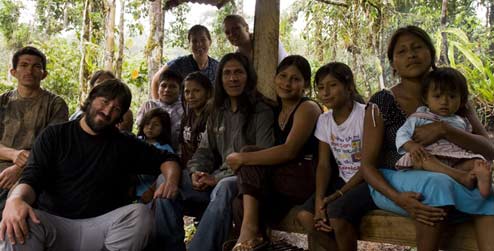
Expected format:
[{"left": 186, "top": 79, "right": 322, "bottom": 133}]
[
  {"left": 271, "top": 231, "right": 414, "bottom": 251},
  {"left": 185, "top": 217, "right": 414, "bottom": 251}
]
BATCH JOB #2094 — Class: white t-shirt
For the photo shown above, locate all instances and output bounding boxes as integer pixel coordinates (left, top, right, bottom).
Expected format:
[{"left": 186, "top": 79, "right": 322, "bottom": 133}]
[{"left": 314, "top": 101, "right": 365, "bottom": 182}]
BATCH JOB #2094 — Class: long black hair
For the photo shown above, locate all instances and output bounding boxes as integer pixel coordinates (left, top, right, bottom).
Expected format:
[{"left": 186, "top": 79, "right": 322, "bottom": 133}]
[
  {"left": 213, "top": 53, "right": 259, "bottom": 113},
  {"left": 276, "top": 55, "right": 311, "bottom": 88},
  {"left": 314, "top": 62, "right": 364, "bottom": 103},
  {"left": 387, "top": 25, "right": 437, "bottom": 74},
  {"left": 180, "top": 72, "right": 214, "bottom": 147},
  {"left": 137, "top": 108, "right": 172, "bottom": 145},
  {"left": 212, "top": 53, "right": 264, "bottom": 144},
  {"left": 181, "top": 71, "right": 214, "bottom": 112}
]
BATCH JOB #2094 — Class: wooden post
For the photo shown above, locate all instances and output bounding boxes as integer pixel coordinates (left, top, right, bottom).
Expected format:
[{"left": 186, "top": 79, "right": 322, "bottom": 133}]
[
  {"left": 103, "top": 0, "right": 116, "bottom": 71},
  {"left": 253, "top": 0, "right": 280, "bottom": 100},
  {"left": 147, "top": 0, "right": 164, "bottom": 98},
  {"left": 78, "top": 0, "right": 91, "bottom": 106}
]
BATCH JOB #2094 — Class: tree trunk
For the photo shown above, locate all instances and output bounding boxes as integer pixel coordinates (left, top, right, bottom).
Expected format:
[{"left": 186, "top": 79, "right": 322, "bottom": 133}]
[
  {"left": 146, "top": 0, "right": 164, "bottom": 98},
  {"left": 369, "top": 2, "right": 385, "bottom": 89},
  {"left": 439, "top": 0, "right": 449, "bottom": 65},
  {"left": 315, "top": 17, "right": 324, "bottom": 62},
  {"left": 78, "top": 0, "right": 91, "bottom": 106},
  {"left": 63, "top": 2, "right": 69, "bottom": 28},
  {"left": 488, "top": 1, "right": 494, "bottom": 55},
  {"left": 103, "top": 0, "right": 116, "bottom": 71},
  {"left": 115, "top": 0, "right": 125, "bottom": 79}
]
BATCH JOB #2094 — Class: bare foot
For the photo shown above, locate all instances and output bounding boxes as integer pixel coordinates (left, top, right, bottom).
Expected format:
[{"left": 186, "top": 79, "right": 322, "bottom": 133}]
[
  {"left": 470, "top": 160, "right": 493, "bottom": 198},
  {"left": 236, "top": 223, "right": 260, "bottom": 248},
  {"left": 421, "top": 157, "right": 475, "bottom": 189}
]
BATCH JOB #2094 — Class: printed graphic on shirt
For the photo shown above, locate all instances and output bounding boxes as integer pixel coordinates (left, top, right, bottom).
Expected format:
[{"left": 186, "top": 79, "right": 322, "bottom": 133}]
[
  {"left": 183, "top": 125, "right": 204, "bottom": 144},
  {"left": 331, "top": 133, "right": 361, "bottom": 182}
]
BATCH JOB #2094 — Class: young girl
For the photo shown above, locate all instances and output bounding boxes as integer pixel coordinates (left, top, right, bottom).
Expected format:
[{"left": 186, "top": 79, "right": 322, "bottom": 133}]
[
  {"left": 296, "top": 62, "right": 375, "bottom": 251},
  {"left": 136, "top": 107, "right": 174, "bottom": 201},
  {"left": 395, "top": 67, "right": 492, "bottom": 197},
  {"left": 179, "top": 71, "right": 213, "bottom": 167}
]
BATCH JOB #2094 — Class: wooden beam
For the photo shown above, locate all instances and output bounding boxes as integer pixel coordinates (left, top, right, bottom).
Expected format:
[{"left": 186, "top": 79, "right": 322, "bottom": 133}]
[
  {"left": 274, "top": 209, "right": 479, "bottom": 251},
  {"left": 315, "top": 0, "right": 348, "bottom": 7},
  {"left": 253, "top": 0, "right": 279, "bottom": 100}
]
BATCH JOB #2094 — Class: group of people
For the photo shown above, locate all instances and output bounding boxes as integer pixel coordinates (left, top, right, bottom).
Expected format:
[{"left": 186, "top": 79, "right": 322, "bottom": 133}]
[{"left": 0, "top": 14, "right": 492, "bottom": 251}]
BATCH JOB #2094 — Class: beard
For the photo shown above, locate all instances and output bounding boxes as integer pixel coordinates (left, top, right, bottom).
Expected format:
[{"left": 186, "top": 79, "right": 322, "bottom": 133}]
[{"left": 84, "top": 108, "right": 118, "bottom": 134}]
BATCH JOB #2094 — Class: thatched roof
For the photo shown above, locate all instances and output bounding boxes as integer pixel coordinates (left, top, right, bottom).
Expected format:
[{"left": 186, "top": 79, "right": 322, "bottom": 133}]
[{"left": 148, "top": 0, "right": 232, "bottom": 10}]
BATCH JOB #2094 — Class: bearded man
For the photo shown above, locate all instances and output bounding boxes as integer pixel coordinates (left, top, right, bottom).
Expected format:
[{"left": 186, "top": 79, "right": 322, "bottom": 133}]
[{"left": 0, "top": 79, "right": 181, "bottom": 251}]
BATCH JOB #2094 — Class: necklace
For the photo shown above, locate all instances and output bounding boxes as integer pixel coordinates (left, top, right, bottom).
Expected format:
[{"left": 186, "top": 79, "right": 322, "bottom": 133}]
[{"left": 278, "top": 104, "right": 298, "bottom": 130}]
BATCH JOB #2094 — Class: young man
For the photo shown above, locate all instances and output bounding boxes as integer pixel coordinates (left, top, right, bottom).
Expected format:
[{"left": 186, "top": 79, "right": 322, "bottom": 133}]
[
  {"left": 0, "top": 46, "right": 68, "bottom": 215},
  {"left": 223, "top": 14, "right": 287, "bottom": 63},
  {"left": 137, "top": 70, "right": 184, "bottom": 150},
  {"left": 0, "top": 80, "right": 181, "bottom": 251}
]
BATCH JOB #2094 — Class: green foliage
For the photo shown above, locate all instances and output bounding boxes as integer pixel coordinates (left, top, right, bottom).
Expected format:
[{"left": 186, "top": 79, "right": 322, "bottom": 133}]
[
  {"left": 0, "top": 81, "right": 14, "bottom": 93},
  {"left": 126, "top": 0, "right": 148, "bottom": 36},
  {"left": 120, "top": 51, "right": 149, "bottom": 116},
  {"left": 0, "top": 0, "right": 20, "bottom": 41},
  {"left": 0, "top": 0, "right": 30, "bottom": 49},
  {"left": 35, "top": 0, "right": 84, "bottom": 35},
  {"left": 32, "top": 38, "right": 81, "bottom": 113},
  {"left": 441, "top": 28, "right": 494, "bottom": 103},
  {"left": 295, "top": 0, "right": 387, "bottom": 97},
  {"left": 1, "top": 0, "right": 493, "bottom": 130},
  {"left": 208, "top": 1, "right": 236, "bottom": 59},
  {"left": 165, "top": 4, "right": 191, "bottom": 49}
]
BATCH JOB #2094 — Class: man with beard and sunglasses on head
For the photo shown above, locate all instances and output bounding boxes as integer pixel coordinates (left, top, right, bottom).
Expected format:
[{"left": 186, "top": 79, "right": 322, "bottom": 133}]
[{"left": 0, "top": 79, "right": 181, "bottom": 251}]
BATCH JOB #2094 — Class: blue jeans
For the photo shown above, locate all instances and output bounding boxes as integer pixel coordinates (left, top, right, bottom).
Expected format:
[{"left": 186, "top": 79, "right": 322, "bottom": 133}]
[
  {"left": 188, "top": 176, "right": 238, "bottom": 251},
  {"left": 152, "top": 171, "right": 210, "bottom": 251},
  {"left": 153, "top": 173, "right": 237, "bottom": 251}
]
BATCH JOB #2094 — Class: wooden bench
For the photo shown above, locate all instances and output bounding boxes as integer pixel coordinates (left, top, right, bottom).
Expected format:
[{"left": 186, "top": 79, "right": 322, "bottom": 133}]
[{"left": 273, "top": 209, "right": 478, "bottom": 251}]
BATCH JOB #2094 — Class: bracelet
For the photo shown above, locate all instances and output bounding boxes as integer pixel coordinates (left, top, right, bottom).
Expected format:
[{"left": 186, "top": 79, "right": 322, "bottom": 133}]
[{"left": 336, "top": 190, "right": 344, "bottom": 197}]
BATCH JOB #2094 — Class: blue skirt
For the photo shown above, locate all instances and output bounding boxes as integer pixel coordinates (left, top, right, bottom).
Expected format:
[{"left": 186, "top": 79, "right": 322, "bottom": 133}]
[{"left": 369, "top": 169, "right": 494, "bottom": 216}]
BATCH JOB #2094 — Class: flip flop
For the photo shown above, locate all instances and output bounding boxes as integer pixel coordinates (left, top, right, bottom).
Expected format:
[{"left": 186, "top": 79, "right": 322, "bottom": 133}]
[{"left": 231, "top": 236, "right": 269, "bottom": 251}]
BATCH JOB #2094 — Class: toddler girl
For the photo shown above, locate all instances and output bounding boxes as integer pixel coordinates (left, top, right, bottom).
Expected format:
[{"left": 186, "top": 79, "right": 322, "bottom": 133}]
[
  {"left": 396, "top": 67, "right": 492, "bottom": 197},
  {"left": 136, "top": 108, "right": 174, "bottom": 201}
]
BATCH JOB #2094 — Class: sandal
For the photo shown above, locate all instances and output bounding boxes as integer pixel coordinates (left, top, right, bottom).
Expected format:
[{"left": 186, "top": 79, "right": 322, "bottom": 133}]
[{"left": 231, "top": 236, "right": 269, "bottom": 251}]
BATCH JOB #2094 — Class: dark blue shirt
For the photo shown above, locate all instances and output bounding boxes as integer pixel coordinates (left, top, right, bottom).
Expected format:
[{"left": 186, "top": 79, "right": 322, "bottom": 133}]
[{"left": 167, "top": 55, "right": 218, "bottom": 83}]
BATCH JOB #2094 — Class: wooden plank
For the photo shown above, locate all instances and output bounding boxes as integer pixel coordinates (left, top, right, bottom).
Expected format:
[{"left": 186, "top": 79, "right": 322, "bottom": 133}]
[
  {"left": 360, "top": 210, "right": 478, "bottom": 251},
  {"left": 273, "top": 209, "right": 479, "bottom": 251},
  {"left": 253, "top": 0, "right": 279, "bottom": 100}
]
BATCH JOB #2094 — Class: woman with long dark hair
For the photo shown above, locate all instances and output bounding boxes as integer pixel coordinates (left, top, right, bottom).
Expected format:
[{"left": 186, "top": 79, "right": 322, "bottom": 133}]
[
  {"left": 226, "top": 55, "right": 322, "bottom": 250},
  {"left": 362, "top": 26, "right": 494, "bottom": 251}
]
